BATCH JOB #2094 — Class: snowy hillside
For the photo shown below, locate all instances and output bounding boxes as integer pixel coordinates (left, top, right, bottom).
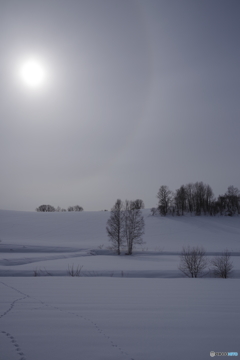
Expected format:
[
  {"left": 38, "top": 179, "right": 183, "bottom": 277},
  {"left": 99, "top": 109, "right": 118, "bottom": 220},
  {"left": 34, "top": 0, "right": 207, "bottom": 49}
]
[
  {"left": 0, "top": 209, "right": 239, "bottom": 360},
  {"left": 0, "top": 209, "right": 240, "bottom": 277}
]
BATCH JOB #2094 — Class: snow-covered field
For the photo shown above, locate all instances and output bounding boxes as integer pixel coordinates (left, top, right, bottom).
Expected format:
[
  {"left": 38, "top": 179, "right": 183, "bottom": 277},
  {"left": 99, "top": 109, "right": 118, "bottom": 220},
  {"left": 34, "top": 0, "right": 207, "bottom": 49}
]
[{"left": 0, "top": 209, "right": 239, "bottom": 359}]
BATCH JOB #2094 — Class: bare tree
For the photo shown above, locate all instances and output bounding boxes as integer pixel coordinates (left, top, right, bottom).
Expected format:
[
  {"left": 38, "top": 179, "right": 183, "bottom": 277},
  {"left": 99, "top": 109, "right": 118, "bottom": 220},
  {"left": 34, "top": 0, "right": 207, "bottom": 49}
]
[
  {"left": 36, "top": 205, "right": 55, "bottom": 212},
  {"left": 185, "top": 183, "right": 195, "bottom": 214},
  {"left": 73, "top": 205, "right": 84, "bottom": 211},
  {"left": 179, "top": 246, "right": 208, "bottom": 278},
  {"left": 205, "top": 184, "right": 214, "bottom": 214},
  {"left": 124, "top": 200, "right": 145, "bottom": 255},
  {"left": 225, "top": 186, "right": 240, "bottom": 215},
  {"left": 106, "top": 199, "right": 125, "bottom": 255},
  {"left": 150, "top": 207, "right": 158, "bottom": 216},
  {"left": 174, "top": 185, "right": 187, "bottom": 215},
  {"left": 193, "top": 182, "right": 206, "bottom": 215},
  {"left": 68, "top": 205, "right": 84, "bottom": 212},
  {"left": 211, "top": 250, "right": 233, "bottom": 278},
  {"left": 157, "top": 186, "right": 172, "bottom": 216},
  {"left": 131, "top": 199, "right": 145, "bottom": 210}
]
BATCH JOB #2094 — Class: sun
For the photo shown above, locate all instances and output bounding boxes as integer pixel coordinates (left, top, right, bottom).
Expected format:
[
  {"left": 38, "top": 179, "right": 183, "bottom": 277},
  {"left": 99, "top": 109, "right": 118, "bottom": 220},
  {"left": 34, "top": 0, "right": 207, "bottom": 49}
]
[{"left": 19, "top": 59, "right": 46, "bottom": 88}]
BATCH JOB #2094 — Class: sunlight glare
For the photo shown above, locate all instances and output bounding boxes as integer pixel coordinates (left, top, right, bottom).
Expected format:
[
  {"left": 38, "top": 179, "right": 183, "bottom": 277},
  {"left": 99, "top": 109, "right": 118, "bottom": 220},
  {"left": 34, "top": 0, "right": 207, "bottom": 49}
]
[{"left": 20, "top": 59, "right": 46, "bottom": 88}]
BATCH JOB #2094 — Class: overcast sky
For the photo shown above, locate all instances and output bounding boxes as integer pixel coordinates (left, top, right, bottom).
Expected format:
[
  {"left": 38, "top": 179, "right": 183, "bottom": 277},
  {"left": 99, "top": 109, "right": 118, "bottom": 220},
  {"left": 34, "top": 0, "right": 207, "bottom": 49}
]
[{"left": 0, "top": 0, "right": 239, "bottom": 211}]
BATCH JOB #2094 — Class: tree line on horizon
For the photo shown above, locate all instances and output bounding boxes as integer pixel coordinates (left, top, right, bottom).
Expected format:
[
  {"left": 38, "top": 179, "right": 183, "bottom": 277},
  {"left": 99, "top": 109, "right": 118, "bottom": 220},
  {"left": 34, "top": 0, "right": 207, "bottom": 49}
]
[
  {"left": 34, "top": 183, "right": 239, "bottom": 217},
  {"left": 153, "top": 183, "right": 240, "bottom": 217},
  {"left": 36, "top": 205, "right": 83, "bottom": 212}
]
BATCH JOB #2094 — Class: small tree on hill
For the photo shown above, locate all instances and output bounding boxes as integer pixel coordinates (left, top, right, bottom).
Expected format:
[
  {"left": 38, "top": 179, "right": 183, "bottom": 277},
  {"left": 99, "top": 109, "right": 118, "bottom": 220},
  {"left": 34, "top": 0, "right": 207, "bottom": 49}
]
[
  {"left": 150, "top": 207, "right": 158, "bottom": 216},
  {"left": 68, "top": 205, "right": 84, "bottom": 211},
  {"left": 157, "top": 186, "right": 172, "bottom": 216},
  {"left": 225, "top": 186, "right": 240, "bottom": 215},
  {"left": 131, "top": 199, "right": 145, "bottom": 210},
  {"left": 174, "top": 185, "right": 187, "bottom": 215},
  {"left": 73, "top": 205, "right": 84, "bottom": 211},
  {"left": 106, "top": 199, "right": 125, "bottom": 255},
  {"left": 36, "top": 205, "right": 55, "bottom": 212}
]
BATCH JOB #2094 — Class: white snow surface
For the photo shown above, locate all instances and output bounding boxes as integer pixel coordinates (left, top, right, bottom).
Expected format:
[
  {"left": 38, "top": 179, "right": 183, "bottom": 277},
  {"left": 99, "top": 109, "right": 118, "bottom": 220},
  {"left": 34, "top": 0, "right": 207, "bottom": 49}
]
[{"left": 0, "top": 209, "right": 239, "bottom": 359}]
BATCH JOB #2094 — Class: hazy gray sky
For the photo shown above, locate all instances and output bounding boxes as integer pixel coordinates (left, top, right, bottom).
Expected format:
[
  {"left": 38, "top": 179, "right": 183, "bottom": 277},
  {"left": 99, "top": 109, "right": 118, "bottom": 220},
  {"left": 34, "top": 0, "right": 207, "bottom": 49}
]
[{"left": 0, "top": 0, "right": 239, "bottom": 211}]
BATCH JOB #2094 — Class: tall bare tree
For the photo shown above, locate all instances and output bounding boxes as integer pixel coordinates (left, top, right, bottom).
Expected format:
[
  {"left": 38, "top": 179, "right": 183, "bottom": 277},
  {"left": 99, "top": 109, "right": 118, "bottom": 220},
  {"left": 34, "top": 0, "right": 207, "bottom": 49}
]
[
  {"left": 225, "top": 186, "right": 240, "bottom": 215},
  {"left": 185, "top": 183, "right": 195, "bottom": 213},
  {"left": 106, "top": 199, "right": 125, "bottom": 255},
  {"left": 124, "top": 200, "right": 145, "bottom": 255},
  {"left": 157, "top": 185, "right": 172, "bottom": 216},
  {"left": 174, "top": 185, "right": 187, "bottom": 215},
  {"left": 205, "top": 185, "right": 214, "bottom": 214}
]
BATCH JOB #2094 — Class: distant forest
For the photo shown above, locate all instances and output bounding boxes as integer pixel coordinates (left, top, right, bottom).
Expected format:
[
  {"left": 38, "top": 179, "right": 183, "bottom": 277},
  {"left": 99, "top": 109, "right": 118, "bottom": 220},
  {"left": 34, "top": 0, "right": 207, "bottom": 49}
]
[
  {"left": 154, "top": 183, "right": 240, "bottom": 217},
  {"left": 35, "top": 183, "right": 240, "bottom": 217},
  {"left": 36, "top": 205, "right": 83, "bottom": 212}
]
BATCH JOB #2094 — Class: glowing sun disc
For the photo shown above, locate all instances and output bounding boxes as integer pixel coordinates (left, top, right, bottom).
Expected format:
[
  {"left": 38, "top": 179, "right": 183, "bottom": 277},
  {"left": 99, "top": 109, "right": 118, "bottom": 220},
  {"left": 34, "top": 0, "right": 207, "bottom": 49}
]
[{"left": 20, "top": 59, "right": 46, "bottom": 87}]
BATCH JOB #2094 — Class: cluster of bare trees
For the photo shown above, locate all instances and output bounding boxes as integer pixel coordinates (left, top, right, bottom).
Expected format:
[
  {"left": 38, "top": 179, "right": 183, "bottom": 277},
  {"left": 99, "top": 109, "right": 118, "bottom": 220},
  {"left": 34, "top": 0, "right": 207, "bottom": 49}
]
[
  {"left": 36, "top": 205, "right": 83, "bottom": 212},
  {"left": 179, "top": 246, "right": 234, "bottom": 278},
  {"left": 67, "top": 205, "right": 84, "bottom": 212},
  {"left": 36, "top": 205, "right": 55, "bottom": 212},
  {"left": 153, "top": 183, "right": 240, "bottom": 216},
  {"left": 106, "top": 199, "right": 145, "bottom": 255}
]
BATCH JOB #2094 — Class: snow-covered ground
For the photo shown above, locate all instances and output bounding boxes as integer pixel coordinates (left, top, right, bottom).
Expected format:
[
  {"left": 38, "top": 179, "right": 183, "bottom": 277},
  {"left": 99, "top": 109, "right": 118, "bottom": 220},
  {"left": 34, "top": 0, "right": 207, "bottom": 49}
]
[{"left": 0, "top": 209, "right": 239, "bottom": 359}]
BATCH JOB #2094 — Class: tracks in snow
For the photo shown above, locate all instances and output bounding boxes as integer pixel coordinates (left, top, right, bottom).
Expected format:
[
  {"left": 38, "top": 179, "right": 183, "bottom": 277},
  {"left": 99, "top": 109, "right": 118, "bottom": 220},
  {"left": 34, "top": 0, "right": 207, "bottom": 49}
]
[
  {"left": 0, "top": 281, "right": 135, "bottom": 360},
  {"left": 0, "top": 294, "right": 28, "bottom": 319},
  {"left": 0, "top": 281, "right": 29, "bottom": 360},
  {"left": 1, "top": 330, "right": 26, "bottom": 360},
  {"left": 55, "top": 306, "right": 135, "bottom": 360}
]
